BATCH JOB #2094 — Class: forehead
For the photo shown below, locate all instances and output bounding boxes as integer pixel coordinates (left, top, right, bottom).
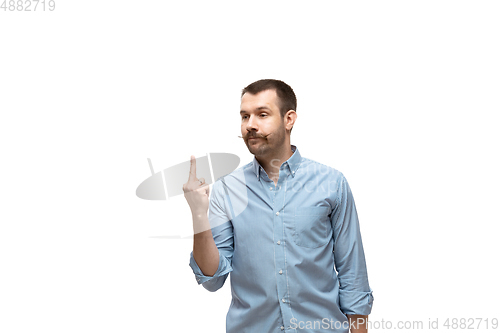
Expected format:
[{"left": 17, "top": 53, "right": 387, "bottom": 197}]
[{"left": 240, "top": 89, "right": 280, "bottom": 112}]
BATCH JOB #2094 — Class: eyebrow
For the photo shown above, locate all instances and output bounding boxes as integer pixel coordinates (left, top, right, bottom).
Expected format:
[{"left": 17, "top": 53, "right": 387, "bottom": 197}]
[{"left": 240, "top": 106, "right": 272, "bottom": 114}]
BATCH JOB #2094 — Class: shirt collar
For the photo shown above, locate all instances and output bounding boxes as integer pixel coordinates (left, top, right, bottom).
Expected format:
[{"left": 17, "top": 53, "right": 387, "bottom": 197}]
[{"left": 251, "top": 144, "right": 301, "bottom": 180}]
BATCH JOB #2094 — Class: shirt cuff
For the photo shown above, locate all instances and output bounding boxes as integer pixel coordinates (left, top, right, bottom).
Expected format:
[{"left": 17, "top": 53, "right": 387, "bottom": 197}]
[
  {"left": 189, "top": 250, "right": 233, "bottom": 285},
  {"left": 339, "top": 289, "right": 374, "bottom": 316}
]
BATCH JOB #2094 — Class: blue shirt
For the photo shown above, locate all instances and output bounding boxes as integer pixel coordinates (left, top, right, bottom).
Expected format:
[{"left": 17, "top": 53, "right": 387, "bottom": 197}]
[{"left": 189, "top": 145, "right": 373, "bottom": 333}]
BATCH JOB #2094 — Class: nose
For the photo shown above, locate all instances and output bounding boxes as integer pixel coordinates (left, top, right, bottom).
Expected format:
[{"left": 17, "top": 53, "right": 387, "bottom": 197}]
[{"left": 245, "top": 114, "right": 258, "bottom": 132}]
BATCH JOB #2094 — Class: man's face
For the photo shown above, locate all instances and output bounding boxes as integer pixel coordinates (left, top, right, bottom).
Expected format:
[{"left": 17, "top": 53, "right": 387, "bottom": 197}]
[{"left": 240, "top": 89, "right": 287, "bottom": 158}]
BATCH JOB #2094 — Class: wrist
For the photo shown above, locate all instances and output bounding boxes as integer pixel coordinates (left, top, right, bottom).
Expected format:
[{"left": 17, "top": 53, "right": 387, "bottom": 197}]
[{"left": 192, "top": 213, "right": 210, "bottom": 234}]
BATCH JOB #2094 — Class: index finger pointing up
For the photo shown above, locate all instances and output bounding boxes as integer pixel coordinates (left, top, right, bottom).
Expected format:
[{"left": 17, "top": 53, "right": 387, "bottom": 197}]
[{"left": 188, "top": 155, "right": 197, "bottom": 181}]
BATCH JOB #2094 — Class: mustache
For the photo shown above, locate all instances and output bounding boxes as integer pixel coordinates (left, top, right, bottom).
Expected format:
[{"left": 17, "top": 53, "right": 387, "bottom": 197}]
[{"left": 238, "top": 133, "right": 270, "bottom": 139}]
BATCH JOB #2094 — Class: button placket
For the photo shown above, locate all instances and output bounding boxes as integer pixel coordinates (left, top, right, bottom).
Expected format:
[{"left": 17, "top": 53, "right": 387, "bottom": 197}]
[{"left": 272, "top": 173, "right": 294, "bottom": 330}]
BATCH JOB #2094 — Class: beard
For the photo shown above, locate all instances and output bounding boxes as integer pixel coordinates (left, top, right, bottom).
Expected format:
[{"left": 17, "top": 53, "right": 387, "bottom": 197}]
[{"left": 245, "top": 122, "right": 287, "bottom": 157}]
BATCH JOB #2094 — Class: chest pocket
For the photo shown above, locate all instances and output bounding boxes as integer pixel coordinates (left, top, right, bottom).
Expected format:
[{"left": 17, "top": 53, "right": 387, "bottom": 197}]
[{"left": 293, "top": 206, "right": 332, "bottom": 248}]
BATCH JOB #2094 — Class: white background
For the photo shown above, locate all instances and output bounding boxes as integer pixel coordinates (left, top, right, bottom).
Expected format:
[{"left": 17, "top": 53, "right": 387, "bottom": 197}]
[{"left": 1, "top": 1, "right": 499, "bottom": 332}]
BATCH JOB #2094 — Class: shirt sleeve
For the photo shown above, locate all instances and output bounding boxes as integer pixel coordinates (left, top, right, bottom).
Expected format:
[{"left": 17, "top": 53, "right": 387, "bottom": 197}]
[
  {"left": 188, "top": 179, "right": 234, "bottom": 292},
  {"left": 331, "top": 173, "right": 374, "bottom": 315}
]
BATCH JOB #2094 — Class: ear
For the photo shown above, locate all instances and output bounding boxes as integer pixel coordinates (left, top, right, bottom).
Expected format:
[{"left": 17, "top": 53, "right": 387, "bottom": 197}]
[{"left": 284, "top": 110, "right": 297, "bottom": 132}]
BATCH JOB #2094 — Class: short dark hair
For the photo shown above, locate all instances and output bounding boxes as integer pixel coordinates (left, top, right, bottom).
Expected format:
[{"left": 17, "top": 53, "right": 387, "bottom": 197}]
[{"left": 241, "top": 79, "right": 297, "bottom": 119}]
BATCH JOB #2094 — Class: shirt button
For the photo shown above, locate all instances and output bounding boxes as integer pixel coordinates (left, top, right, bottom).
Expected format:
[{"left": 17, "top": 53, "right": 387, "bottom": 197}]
[
  {"left": 269, "top": 187, "right": 273, "bottom": 190},
  {"left": 277, "top": 240, "right": 281, "bottom": 245},
  {"left": 276, "top": 212, "right": 280, "bottom": 216},
  {"left": 279, "top": 269, "right": 283, "bottom": 274},
  {"left": 282, "top": 298, "right": 286, "bottom": 303},
  {"left": 281, "top": 326, "right": 285, "bottom": 330}
]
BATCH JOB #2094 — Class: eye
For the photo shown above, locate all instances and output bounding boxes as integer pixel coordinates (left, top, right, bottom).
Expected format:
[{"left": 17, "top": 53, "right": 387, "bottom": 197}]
[
  {"left": 260, "top": 113, "right": 267, "bottom": 117},
  {"left": 242, "top": 115, "right": 248, "bottom": 120}
]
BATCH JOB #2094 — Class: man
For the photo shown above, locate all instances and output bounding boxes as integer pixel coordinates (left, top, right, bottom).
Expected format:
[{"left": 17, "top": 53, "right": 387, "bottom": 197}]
[{"left": 183, "top": 79, "right": 373, "bottom": 333}]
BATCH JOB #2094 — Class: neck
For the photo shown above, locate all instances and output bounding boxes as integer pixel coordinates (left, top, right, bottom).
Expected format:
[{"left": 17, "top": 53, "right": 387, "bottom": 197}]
[{"left": 256, "top": 144, "right": 294, "bottom": 184}]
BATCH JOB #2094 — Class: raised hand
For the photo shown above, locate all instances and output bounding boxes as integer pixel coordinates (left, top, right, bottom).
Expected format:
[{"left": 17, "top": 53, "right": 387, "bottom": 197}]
[{"left": 182, "top": 155, "right": 210, "bottom": 217}]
